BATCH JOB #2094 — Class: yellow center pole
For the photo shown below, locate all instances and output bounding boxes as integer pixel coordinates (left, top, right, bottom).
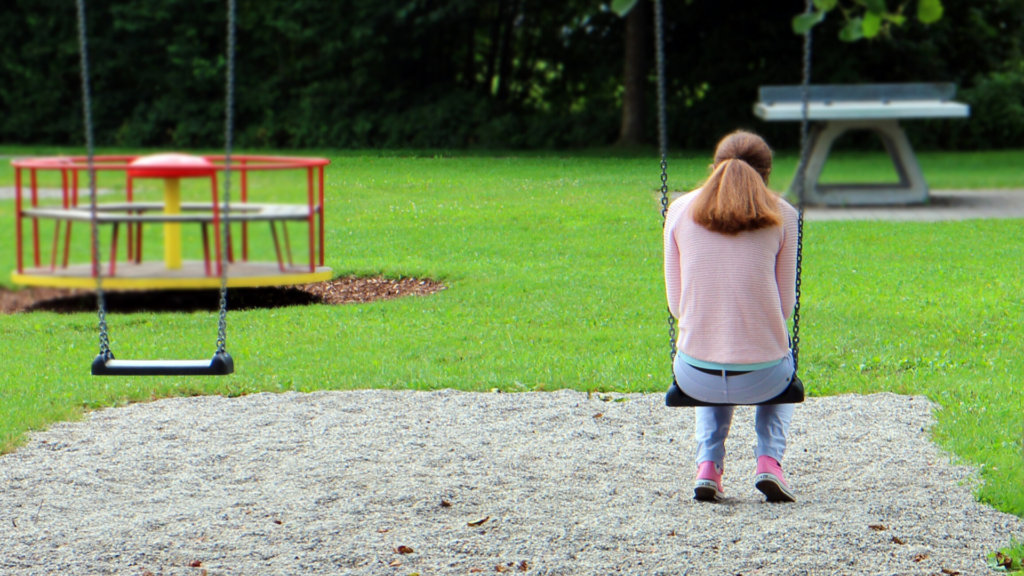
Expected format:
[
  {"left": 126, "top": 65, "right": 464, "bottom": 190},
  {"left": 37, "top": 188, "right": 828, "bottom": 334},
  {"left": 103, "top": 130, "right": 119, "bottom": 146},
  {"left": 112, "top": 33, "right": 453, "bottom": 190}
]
[{"left": 164, "top": 177, "right": 182, "bottom": 269}]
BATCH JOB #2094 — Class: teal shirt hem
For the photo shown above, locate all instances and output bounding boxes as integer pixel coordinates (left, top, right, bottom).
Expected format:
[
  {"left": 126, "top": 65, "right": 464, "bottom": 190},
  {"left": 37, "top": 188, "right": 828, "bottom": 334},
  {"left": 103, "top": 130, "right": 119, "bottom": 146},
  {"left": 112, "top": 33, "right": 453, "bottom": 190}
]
[{"left": 677, "top": 351, "right": 783, "bottom": 371}]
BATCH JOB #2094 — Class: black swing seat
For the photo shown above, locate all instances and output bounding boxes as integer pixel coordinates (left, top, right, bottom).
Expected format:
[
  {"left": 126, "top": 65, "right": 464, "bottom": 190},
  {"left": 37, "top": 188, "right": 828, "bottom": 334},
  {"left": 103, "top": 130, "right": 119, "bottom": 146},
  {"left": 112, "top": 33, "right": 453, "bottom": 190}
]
[
  {"left": 665, "top": 375, "right": 804, "bottom": 407},
  {"left": 92, "top": 352, "right": 234, "bottom": 376}
]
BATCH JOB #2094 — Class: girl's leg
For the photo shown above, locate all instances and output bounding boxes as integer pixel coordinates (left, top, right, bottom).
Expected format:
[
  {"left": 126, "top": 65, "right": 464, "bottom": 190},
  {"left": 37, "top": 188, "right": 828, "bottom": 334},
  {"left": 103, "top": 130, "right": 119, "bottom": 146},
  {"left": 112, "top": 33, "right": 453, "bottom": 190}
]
[
  {"left": 694, "top": 406, "right": 735, "bottom": 467},
  {"left": 754, "top": 403, "right": 795, "bottom": 462}
]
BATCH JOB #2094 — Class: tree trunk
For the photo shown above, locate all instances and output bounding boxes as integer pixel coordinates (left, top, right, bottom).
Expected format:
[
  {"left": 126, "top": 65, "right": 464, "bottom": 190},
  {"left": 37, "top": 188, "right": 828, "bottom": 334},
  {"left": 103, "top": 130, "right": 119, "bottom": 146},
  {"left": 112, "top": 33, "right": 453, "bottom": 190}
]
[
  {"left": 495, "top": 0, "right": 518, "bottom": 101},
  {"left": 617, "top": 0, "right": 650, "bottom": 145},
  {"left": 463, "top": 8, "right": 478, "bottom": 87},
  {"left": 484, "top": 0, "right": 506, "bottom": 95}
]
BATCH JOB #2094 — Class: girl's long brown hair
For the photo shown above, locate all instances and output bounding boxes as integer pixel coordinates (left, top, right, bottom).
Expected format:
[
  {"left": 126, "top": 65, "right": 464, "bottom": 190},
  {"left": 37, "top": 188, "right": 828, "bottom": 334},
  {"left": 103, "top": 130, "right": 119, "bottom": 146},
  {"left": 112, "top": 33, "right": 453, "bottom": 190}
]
[{"left": 691, "top": 131, "right": 781, "bottom": 235}]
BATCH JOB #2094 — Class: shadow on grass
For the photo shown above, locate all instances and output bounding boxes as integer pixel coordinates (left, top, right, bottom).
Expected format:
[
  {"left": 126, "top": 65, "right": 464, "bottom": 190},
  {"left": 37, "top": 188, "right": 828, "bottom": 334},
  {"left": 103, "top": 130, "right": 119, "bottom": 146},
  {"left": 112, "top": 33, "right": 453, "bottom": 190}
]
[
  {"left": 28, "top": 288, "right": 322, "bottom": 314},
  {"left": 1, "top": 277, "right": 447, "bottom": 314}
]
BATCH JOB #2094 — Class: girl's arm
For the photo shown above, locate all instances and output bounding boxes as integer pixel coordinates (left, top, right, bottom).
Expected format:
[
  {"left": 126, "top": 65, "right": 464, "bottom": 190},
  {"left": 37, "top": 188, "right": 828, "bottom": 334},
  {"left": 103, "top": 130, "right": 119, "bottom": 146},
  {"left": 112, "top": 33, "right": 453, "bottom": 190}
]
[
  {"left": 775, "top": 203, "right": 799, "bottom": 320},
  {"left": 664, "top": 200, "right": 685, "bottom": 319}
]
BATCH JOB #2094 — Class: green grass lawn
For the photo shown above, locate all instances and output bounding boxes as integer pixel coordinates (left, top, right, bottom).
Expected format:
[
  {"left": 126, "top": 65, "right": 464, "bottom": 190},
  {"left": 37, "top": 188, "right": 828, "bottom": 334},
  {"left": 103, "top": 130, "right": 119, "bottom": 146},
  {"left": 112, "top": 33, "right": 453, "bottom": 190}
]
[{"left": 1, "top": 147, "right": 1023, "bottom": 536}]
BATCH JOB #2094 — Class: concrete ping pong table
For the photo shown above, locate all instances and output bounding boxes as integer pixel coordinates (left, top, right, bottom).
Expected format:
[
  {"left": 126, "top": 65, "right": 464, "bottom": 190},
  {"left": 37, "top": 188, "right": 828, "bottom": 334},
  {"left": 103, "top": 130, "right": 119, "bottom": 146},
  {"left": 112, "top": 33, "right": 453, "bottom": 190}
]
[{"left": 754, "top": 83, "right": 970, "bottom": 206}]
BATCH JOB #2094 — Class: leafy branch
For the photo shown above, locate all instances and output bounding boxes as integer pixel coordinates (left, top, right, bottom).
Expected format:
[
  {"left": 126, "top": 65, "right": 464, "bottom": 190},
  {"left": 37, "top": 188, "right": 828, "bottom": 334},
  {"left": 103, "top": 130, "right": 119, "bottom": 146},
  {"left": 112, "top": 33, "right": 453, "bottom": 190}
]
[
  {"left": 610, "top": 0, "right": 640, "bottom": 17},
  {"left": 792, "top": 0, "right": 944, "bottom": 41}
]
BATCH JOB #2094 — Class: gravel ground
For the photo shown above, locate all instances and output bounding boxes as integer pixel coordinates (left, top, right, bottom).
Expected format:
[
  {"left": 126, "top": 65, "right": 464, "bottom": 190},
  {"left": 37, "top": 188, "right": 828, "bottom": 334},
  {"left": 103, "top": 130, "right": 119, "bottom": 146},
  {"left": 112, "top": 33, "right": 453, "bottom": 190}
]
[{"left": 0, "top": 390, "right": 1020, "bottom": 575}]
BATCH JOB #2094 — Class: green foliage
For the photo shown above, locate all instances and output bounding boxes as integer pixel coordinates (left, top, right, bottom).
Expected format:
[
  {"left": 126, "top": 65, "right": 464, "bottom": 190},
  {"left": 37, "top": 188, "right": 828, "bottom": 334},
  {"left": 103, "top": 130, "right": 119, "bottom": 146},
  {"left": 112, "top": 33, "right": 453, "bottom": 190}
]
[
  {"left": 910, "top": 61, "right": 1024, "bottom": 150},
  {"left": 0, "top": 0, "right": 625, "bottom": 149},
  {"left": 918, "top": 0, "right": 945, "bottom": 24},
  {"left": 839, "top": 17, "right": 865, "bottom": 41},
  {"left": 863, "top": 0, "right": 887, "bottom": 13},
  {"left": 0, "top": 0, "right": 1021, "bottom": 150},
  {"left": 793, "top": 0, "right": 945, "bottom": 41},
  {"left": 862, "top": 11, "right": 882, "bottom": 38},
  {"left": 961, "top": 66, "right": 1024, "bottom": 146},
  {"left": 793, "top": 10, "right": 826, "bottom": 34},
  {"left": 988, "top": 544, "right": 1023, "bottom": 571},
  {"left": 611, "top": 0, "right": 640, "bottom": 17}
]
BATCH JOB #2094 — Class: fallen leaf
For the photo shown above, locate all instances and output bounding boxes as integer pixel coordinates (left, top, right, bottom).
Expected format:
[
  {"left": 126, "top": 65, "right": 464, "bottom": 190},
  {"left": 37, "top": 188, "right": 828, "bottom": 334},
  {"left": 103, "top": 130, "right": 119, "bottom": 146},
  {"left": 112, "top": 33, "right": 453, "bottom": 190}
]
[
  {"left": 995, "top": 552, "right": 1013, "bottom": 569},
  {"left": 189, "top": 560, "right": 203, "bottom": 567},
  {"left": 389, "top": 559, "right": 402, "bottom": 567},
  {"left": 668, "top": 530, "right": 676, "bottom": 537},
  {"left": 891, "top": 536, "right": 905, "bottom": 545},
  {"left": 469, "top": 568, "right": 484, "bottom": 573},
  {"left": 467, "top": 516, "right": 490, "bottom": 527},
  {"left": 409, "top": 573, "right": 420, "bottom": 576},
  {"left": 490, "top": 388, "right": 502, "bottom": 393},
  {"left": 395, "top": 546, "right": 414, "bottom": 554},
  {"left": 496, "top": 565, "right": 510, "bottom": 573},
  {"left": 378, "top": 528, "right": 390, "bottom": 533},
  {"left": 272, "top": 520, "right": 283, "bottom": 525},
  {"left": 913, "top": 553, "right": 928, "bottom": 562},
  {"left": 596, "top": 393, "right": 612, "bottom": 402},
  {"left": 517, "top": 560, "right": 529, "bottom": 572},
  {"left": 593, "top": 413, "right": 603, "bottom": 419},
  {"left": 441, "top": 500, "right": 452, "bottom": 507},
  {"left": 941, "top": 569, "right": 961, "bottom": 575},
  {"left": 868, "top": 524, "right": 887, "bottom": 531}
]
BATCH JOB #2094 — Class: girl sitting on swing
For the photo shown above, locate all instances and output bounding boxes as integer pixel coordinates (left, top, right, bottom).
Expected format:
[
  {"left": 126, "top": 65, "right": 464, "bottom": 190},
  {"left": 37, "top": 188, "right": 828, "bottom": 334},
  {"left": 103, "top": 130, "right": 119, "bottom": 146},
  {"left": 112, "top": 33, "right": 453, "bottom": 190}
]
[{"left": 663, "top": 130, "right": 799, "bottom": 503}]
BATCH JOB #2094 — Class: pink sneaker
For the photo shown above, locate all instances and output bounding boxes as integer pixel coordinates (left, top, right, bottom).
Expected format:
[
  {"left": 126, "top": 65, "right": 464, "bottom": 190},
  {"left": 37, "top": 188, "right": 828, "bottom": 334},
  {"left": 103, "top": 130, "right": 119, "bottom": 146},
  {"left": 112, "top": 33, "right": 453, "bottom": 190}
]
[
  {"left": 694, "top": 461, "right": 725, "bottom": 501},
  {"left": 755, "top": 456, "right": 796, "bottom": 503}
]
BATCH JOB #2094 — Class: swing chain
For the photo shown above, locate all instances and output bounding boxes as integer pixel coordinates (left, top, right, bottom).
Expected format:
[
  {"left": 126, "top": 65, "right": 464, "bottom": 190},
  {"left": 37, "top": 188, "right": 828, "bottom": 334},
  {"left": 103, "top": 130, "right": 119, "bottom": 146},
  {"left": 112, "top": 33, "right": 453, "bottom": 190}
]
[
  {"left": 75, "top": 0, "right": 111, "bottom": 360},
  {"left": 653, "top": 0, "right": 677, "bottom": 367},
  {"left": 659, "top": 158, "right": 669, "bottom": 221},
  {"left": 790, "top": 0, "right": 814, "bottom": 373},
  {"left": 76, "top": 0, "right": 235, "bottom": 369},
  {"left": 216, "top": 0, "right": 237, "bottom": 356},
  {"left": 654, "top": 0, "right": 670, "bottom": 223},
  {"left": 793, "top": 206, "right": 804, "bottom": 371}
]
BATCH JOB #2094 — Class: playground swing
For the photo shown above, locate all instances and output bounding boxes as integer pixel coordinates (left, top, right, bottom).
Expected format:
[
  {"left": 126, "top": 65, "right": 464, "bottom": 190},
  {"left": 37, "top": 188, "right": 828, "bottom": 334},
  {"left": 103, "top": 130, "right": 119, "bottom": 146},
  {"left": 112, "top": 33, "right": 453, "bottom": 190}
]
[
  {"left": 653, "top": 0, "right": 808, "bottom": 407},
  {"left": 78, "top": 0, "right": 237, "bottom": 377}
]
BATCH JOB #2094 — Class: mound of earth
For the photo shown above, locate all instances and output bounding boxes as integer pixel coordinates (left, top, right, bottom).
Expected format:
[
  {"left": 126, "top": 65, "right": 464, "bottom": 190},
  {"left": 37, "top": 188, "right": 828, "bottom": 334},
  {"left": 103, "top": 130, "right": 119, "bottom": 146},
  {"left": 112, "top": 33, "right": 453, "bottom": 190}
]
[{"left": 0, "top": 277, "right": 446, "bottom": 314}]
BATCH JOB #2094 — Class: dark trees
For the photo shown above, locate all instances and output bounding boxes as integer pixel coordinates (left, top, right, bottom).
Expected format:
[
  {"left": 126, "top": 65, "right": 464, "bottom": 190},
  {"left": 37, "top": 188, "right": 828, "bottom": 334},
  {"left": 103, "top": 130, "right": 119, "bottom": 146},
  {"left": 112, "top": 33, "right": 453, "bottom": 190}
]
[
  {"left": 617, "top": 0, "right": 650, "bottom": 146},
  {"left": 0, "top": 0, "right": 1021, "bottom": 149}
]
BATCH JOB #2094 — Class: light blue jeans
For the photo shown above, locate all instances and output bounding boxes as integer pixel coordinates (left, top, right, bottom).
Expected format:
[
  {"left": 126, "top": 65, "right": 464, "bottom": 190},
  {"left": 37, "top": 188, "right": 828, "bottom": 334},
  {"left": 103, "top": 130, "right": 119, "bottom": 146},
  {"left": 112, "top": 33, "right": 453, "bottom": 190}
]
[
  {"left": 672, "top": 351, "right": 796, "bottom": 467},
  {"left": 694, "top": 404, "right": 794, "bottom": 468}
]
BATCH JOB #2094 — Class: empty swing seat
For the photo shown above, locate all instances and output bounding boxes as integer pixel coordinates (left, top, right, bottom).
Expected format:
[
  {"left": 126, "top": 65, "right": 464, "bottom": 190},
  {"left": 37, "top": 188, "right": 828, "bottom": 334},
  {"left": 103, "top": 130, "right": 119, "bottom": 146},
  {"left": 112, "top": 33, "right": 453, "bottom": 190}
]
[
  {"left": 92, "top": 352, "right": 234, "bottom": 376},
  {"left": 665, "top": 375, "right": 805, "bottom": 407}
]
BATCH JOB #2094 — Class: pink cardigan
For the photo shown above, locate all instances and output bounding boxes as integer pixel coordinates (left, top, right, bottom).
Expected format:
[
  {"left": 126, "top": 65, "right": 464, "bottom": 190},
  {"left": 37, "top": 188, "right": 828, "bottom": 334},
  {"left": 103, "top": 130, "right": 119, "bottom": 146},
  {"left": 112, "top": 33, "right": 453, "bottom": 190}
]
[{"left": 663, "top": 189, "right": 798, "bottom": 366}]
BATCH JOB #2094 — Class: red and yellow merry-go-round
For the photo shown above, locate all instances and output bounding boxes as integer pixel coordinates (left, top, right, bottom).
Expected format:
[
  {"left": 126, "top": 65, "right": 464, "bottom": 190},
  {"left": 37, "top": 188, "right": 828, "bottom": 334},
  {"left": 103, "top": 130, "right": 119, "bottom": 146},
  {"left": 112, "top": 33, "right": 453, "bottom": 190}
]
[{"left": 10, "top": 153, "right": 332, "bottom": 290}]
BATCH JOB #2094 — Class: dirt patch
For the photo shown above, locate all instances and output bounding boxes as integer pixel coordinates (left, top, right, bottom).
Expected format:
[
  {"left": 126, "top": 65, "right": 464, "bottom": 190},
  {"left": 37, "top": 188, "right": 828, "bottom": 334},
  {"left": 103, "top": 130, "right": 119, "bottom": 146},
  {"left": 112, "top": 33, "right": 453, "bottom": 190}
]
[{"left": 0, "top": 277, "right": 447, "bottom": 314}]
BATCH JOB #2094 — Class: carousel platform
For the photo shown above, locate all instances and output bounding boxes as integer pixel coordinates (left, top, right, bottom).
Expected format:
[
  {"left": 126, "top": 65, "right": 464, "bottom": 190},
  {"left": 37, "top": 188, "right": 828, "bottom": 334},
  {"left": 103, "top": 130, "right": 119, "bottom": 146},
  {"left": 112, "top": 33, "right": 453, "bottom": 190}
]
[{"left": 12, "top": 262, "right": 332, "bottom": 290}]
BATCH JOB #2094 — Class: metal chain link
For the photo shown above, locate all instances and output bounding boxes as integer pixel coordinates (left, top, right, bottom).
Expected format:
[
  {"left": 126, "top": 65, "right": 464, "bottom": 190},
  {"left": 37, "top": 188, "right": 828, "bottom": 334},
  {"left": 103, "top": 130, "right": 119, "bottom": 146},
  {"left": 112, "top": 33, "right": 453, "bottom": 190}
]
[
  {"left": 791, "top": 0, "right": 813, "bottom": 373},
  {"left": 75, "top": 0, "right": 111, "bottom": 360},
  {"left": 216, "top": 0, "right": 236, "bottom": 356},
  {"left": 793, "top": 207, "right": 804, "bottom": 371},
  {"left": 654, "top": 0, "right": 669, "bottom": 222},
  {"left": 653, "top": 0, "right": 677, "bottom": 368}
]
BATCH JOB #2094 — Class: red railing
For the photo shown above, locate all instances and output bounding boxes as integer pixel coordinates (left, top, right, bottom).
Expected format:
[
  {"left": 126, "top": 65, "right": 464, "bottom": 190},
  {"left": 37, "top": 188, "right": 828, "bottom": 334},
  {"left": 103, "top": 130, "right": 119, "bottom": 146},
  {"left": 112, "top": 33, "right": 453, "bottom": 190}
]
[{"left": 10, "top": 154, "right": 329, "bottom": 278}]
